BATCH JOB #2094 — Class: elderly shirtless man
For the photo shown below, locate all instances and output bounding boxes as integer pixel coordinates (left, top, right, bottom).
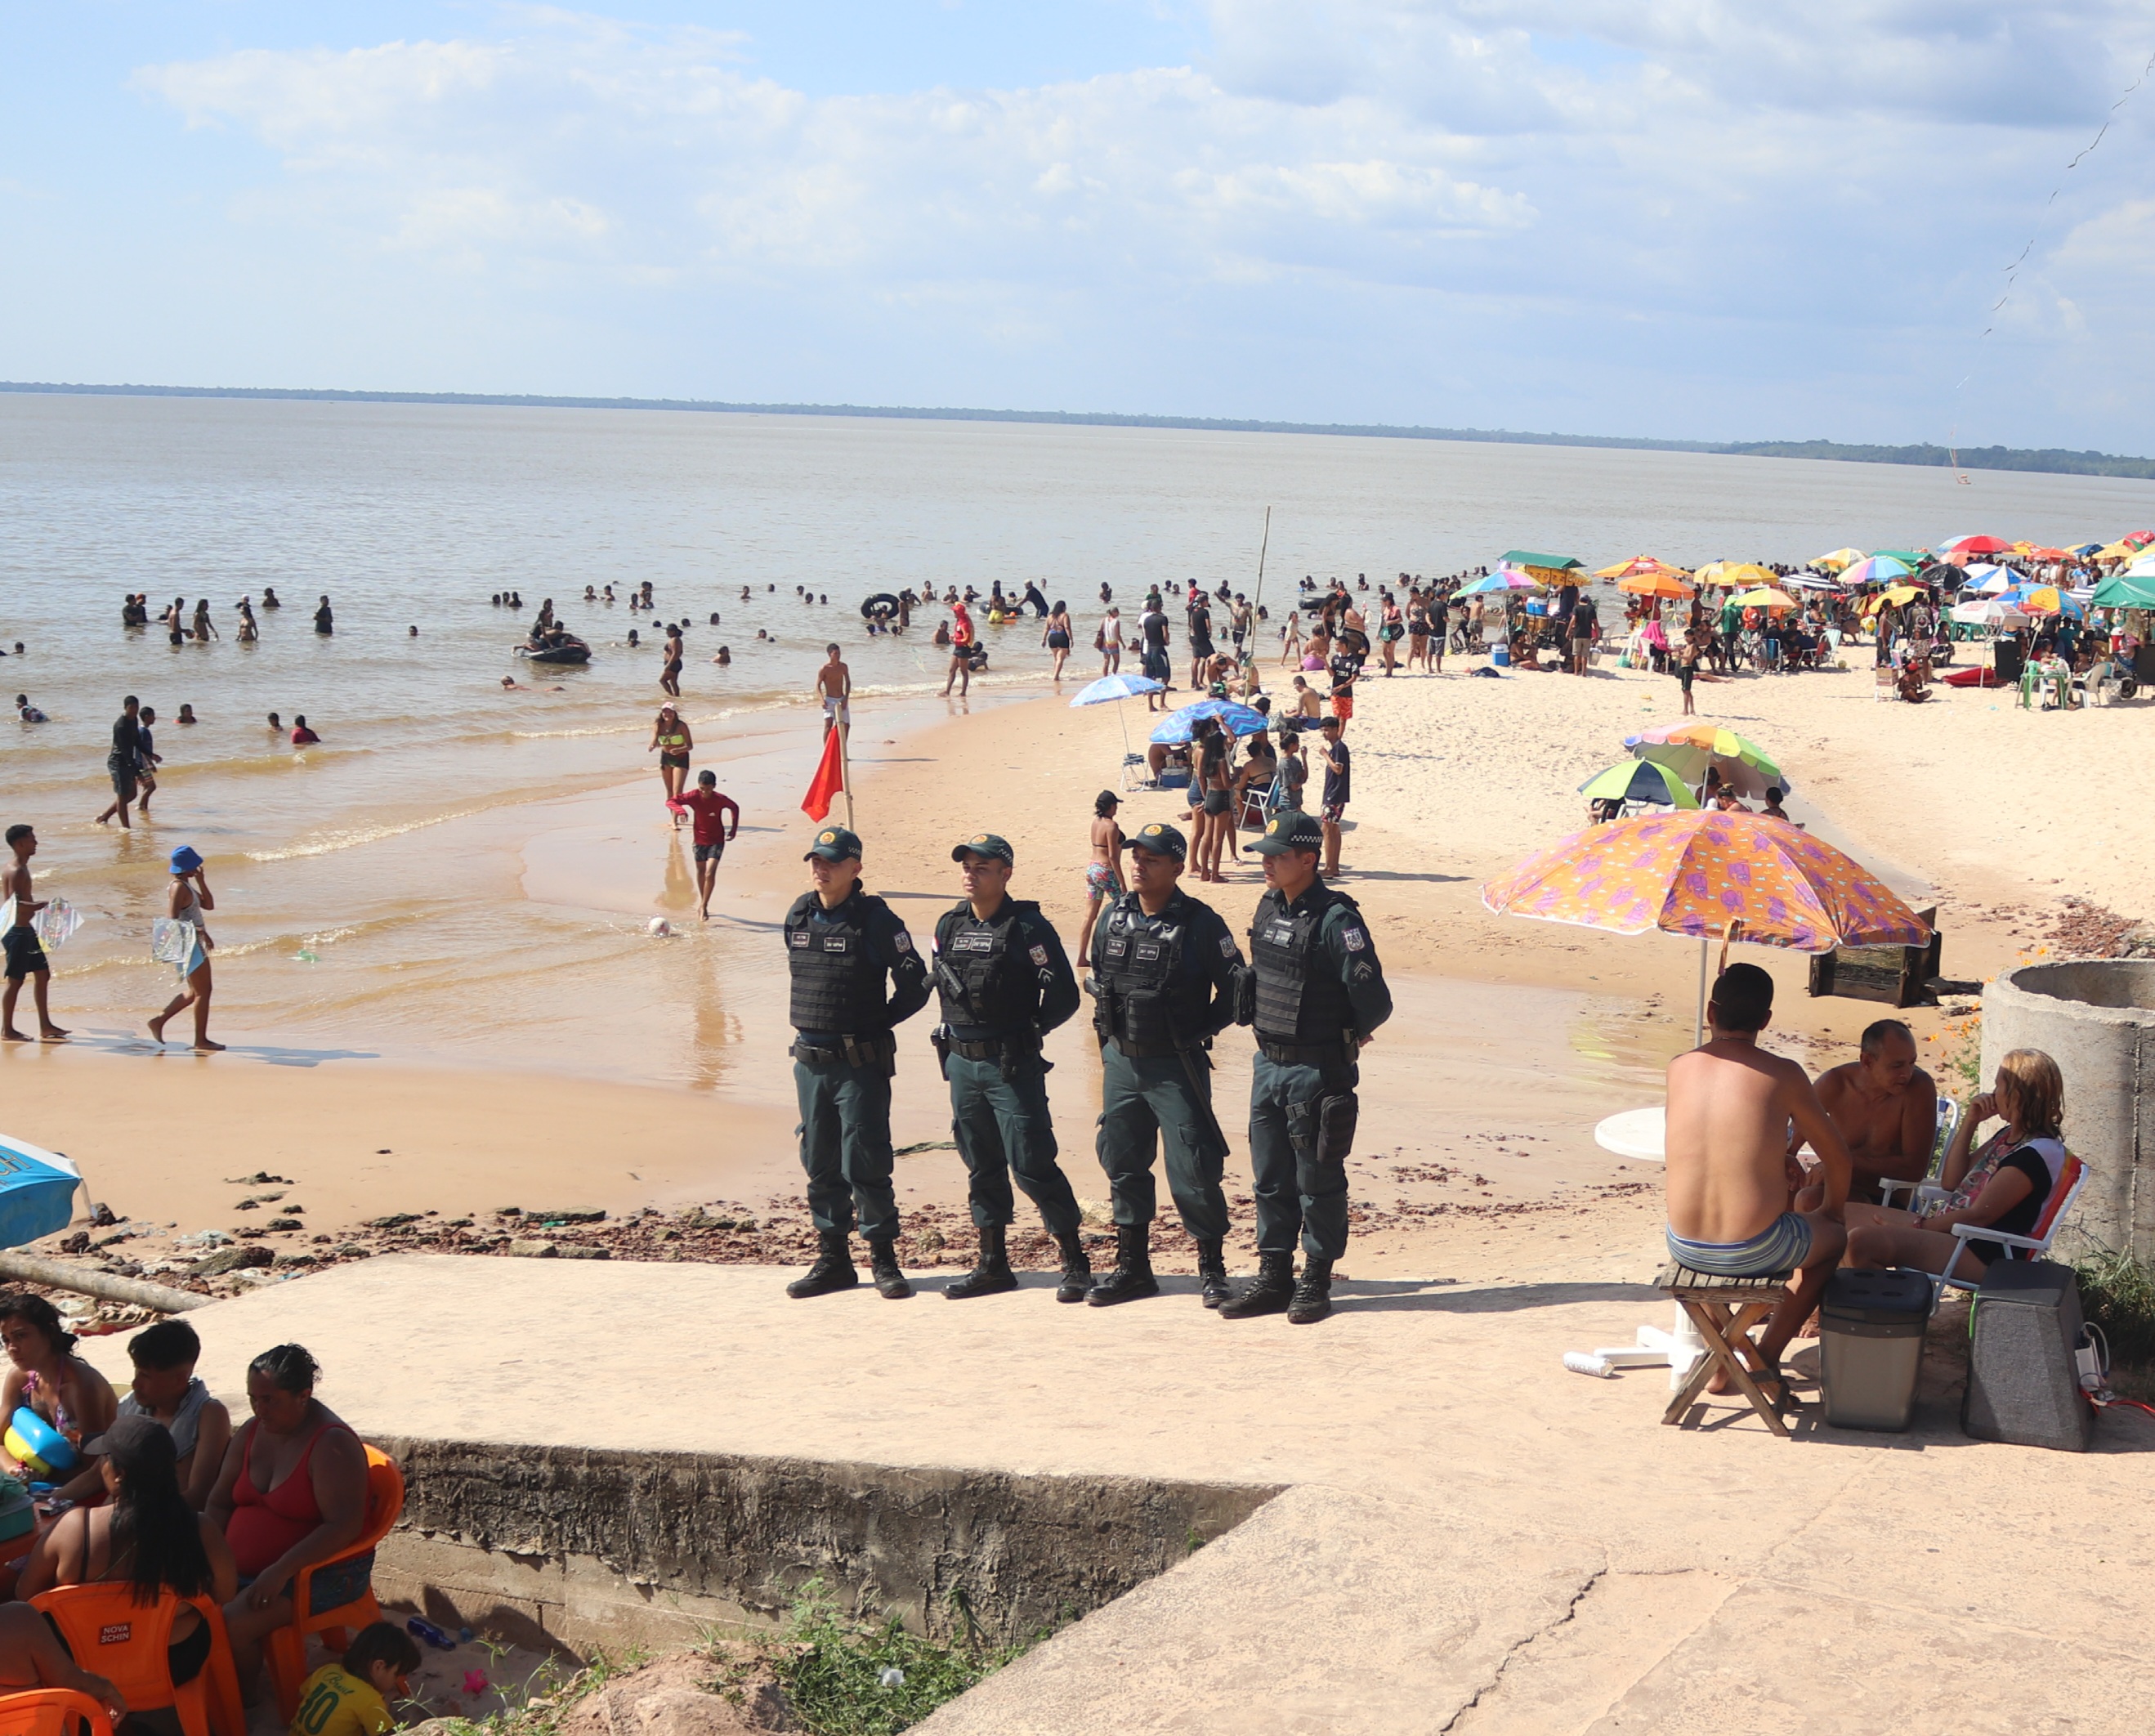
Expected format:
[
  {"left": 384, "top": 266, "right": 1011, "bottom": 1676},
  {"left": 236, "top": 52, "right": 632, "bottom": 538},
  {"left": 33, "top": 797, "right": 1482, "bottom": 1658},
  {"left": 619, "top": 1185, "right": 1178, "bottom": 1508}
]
[
  {"left": 1665, "top": 964, "right": 1852, "bottom": 1389},
  {"left": 1809, "top": 1018, "right": 1938, "bottom": 1203}
]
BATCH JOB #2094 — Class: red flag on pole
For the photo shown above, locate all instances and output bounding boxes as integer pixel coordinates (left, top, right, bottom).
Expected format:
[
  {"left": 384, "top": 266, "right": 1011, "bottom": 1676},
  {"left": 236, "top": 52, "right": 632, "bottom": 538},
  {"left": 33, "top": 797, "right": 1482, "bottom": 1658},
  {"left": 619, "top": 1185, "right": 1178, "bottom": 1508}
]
[{"left": 801, "top": 727, "right": 845, "bottom": 821}]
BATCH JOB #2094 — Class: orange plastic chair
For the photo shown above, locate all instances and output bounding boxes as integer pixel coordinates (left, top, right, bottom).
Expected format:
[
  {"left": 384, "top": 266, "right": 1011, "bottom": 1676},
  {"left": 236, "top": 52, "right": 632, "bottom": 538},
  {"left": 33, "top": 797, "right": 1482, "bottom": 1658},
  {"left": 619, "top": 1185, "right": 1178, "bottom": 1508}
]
[
  {"left": 264, "top": 1447, "right": 405, "bottom": 1721},
  {"left": 29, "top": 1585, "right": 242, "bottom": 1736},
  {"left": 0, "top": 1689, "right": 115, "bottom": 1736}
]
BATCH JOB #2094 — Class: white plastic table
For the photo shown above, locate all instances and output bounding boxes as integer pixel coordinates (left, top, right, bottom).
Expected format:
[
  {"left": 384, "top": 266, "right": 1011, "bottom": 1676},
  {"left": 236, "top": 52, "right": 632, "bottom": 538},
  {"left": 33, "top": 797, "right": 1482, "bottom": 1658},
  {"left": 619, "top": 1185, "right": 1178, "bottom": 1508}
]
[{"left": 1594, "top": 1105, "right": 1666, "bottom": 1162}]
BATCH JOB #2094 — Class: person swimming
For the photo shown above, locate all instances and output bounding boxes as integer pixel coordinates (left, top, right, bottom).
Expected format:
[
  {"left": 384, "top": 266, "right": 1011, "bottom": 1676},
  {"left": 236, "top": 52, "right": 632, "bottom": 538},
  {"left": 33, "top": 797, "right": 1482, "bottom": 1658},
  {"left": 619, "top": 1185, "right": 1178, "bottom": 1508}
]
[
  {"left": 713, "top": 646, "right": 731, "bottom": 665},
  {"left": 177, "top": 705, "right": 197, "bottom": 725}
]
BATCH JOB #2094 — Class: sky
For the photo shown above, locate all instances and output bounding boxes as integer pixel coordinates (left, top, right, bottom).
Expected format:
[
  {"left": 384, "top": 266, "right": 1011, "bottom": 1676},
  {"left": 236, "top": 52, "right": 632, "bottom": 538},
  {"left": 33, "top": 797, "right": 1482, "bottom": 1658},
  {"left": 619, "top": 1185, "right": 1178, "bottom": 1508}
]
[{"left": 6, "top": 2, "right": 2155, "bottom": 449}]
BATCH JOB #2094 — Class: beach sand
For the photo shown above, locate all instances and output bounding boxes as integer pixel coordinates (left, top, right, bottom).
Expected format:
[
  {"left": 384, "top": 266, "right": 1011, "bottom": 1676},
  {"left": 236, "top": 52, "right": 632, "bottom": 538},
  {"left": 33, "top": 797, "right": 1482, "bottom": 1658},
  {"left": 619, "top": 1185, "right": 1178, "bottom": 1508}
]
[{"left": 2, "top": 638, "right": 2125, "bottom": 1295}]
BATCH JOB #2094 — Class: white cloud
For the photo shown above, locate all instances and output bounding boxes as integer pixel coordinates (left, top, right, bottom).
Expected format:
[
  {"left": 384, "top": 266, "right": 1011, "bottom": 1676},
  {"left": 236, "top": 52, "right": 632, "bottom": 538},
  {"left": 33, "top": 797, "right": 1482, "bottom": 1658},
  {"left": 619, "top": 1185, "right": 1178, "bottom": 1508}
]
[{"left": 102, "top": 4, "right": 2155, "bottom": 445}]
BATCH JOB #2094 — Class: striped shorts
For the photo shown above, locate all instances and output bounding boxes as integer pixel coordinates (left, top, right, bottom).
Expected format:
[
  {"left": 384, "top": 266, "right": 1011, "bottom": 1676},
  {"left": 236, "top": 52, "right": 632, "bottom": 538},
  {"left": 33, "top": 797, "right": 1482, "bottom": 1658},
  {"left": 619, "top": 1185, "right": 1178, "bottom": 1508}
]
[{"left": 1664, "top": 1211, "right": 1812, "bottom": 1278}]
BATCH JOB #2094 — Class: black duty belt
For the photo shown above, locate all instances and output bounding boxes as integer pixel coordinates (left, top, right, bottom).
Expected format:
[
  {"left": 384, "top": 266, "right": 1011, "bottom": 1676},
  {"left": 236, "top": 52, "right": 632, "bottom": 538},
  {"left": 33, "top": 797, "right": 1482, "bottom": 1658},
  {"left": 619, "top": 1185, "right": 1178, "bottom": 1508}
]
[
  {"left": 949, "top": 1034, "right": 1031, "bottom": 1062},
  {"left": 1258, "top": 1038, "right": 1351, "bottom": 1067},
  {"left": 1110, "top": 1036, "right": 1193, "bottom": 1061},
  {"left": 791, "top": 1033, "right": 895, "bottom": 1067}
]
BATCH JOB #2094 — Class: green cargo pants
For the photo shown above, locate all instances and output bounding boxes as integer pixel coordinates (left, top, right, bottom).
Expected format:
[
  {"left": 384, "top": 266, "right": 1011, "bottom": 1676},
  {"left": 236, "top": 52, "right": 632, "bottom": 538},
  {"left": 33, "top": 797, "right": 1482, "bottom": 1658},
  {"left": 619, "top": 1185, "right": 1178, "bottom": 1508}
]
[
  {"left": 794, "top": 1049, "right": 898, "bottom": 1240},
  {"left": 1094, "top": 1041, "right": 1228, "bottom": 1241}
]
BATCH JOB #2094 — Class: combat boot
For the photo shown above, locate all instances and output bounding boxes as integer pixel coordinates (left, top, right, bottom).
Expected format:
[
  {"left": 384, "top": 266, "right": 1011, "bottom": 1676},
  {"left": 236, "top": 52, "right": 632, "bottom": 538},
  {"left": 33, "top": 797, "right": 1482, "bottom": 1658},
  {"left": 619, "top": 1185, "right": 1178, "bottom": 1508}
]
[
  {"left": 867, "top": 1236, "right": 914, "bottom": 1300},
  {"left": 1196, "top": 1238, "right": 1232, "bottom": 1309},
  {"left": 1218, "top": 1251, "right": 1295, "bottom": 1319},
  {"left": 1085, "top": 1223, "right": 1160, "bottom": 1306},
  {"left": 785, "top": 1229, "right": 859, "bottom": 1299},
  {"left": 1053, "top": 1229, "right": 1093, "bottom": 1304},
  {"left": 946, "top": 1224, "right": 1018, "bottom": 1299},
  {"left": 1286, "top": 1256, "right": 1334, "bottom": 1325}
]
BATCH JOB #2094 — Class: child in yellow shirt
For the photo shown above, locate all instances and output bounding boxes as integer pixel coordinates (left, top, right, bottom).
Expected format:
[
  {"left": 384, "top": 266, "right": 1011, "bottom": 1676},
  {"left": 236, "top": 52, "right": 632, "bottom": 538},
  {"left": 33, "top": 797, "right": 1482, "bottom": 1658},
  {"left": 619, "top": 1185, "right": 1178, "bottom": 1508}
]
[{"left": 290, "top": 1622, "right": 422, "bottom": 1736}]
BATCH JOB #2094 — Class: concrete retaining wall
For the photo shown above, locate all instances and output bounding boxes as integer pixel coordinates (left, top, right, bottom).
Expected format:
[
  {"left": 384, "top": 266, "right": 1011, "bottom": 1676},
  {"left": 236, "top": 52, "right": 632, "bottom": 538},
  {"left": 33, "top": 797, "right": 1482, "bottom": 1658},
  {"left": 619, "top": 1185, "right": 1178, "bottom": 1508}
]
[
  {"left": 373, "top": 1436, "right": 1279, "bottom": 1657},
  {"left": 1980, "top": 961, "right": 2155, "bottom": 1259}
]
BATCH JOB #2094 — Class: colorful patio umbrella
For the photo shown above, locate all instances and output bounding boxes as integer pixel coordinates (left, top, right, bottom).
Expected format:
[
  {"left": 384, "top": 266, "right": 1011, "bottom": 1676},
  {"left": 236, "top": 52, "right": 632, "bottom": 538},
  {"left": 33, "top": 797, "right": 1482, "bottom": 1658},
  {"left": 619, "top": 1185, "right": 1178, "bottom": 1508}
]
[
  {"left": 1814, "top": 548, "right": 1865, "bottom": 571},
  {"left": 1840, "top": 556, "right": 1913, "bottom": 587},
  {"left": 2093, "top": 572, "right": 2155, "bottom": 610},
  {"left": 1482, "top": 812, "right": 1930, "bottom": 1041},
  {"left": 2023, "top": 546, "right": 2071, "bottom": 562},
  {"left": 1617, "top": 570, "right": 1697, "bottom": 598},
  {"left": 1694, "top": 561, "right": 1776, "bottom": 588},
  {"left": 1578, "top": 760, "right": 1699, "bottom": 810},
  {"left": 1968, "top": 565, "right": 2014, "bottom": 593},
  {"left": 1597, "top": 555, "right": 1691, "bottom": 582},
  {"left": 1942, "top": 534, "right": 2011, "bottom": 557},
  {"left": 1625, "top": 722, "right": 1786, "bottom": 799},
  {"left": 1871, "top": 549, "right": 1932, "bottom": 567},
  {"left": 1862, "top": 584, "right": 1923, "bottom": 614},
  {"left": 2006, "top": 586, "right": 2082, "bottom": 619},
  {"left": 1730, "top": 587, "right": 1798, "bottom": 612},
  {"left": 1951, "top": 599, "right": 2032, "bottom": 629},
  {"left": 1460, "top": 568, "right": 1537, "bottom": 594}
]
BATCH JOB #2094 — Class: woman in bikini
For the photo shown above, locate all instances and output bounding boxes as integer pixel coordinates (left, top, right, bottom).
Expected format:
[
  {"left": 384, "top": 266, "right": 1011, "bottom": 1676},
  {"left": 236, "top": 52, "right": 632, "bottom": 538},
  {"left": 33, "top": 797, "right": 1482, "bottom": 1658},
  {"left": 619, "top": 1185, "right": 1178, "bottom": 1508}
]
[
  {"left": 210, "top": 1345, "right": 372, "bottom": 1693},
  {"left": 19, "top": 1414, "right": 239, "bottom": 1689},
  {"left": 648, "top": 703, "right": 694, "bottom": 817},
  {"left": 1083, "top": 790, "right": 1125, "bottom": 943},
  {"left": 1376, "top": 594, "right": 1404, "bottom": 676},
  {"left": 659, "top": 625, "right": 684, "bottom": 697},
  {"left": 0, "top": 1293, "right": 118, "bottom": 1477},
  {"left": 1042, "top": 601, "right": 1074, "bottom": 682}
]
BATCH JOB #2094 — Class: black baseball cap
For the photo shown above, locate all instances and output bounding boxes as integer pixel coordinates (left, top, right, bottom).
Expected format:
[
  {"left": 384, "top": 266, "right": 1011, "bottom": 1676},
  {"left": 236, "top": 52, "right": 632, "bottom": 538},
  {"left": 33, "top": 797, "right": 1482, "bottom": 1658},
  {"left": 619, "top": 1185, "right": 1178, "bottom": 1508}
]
[
  {"left": 1129, "top": 821, "right": 1187, "bottom": 862},
  {"left": 804, "top": 825, "right": 863, "bottom": 861},
  {"left": 1250, "top": 810, "right": 1323, "bottom": 857},
  {"left": 952, "top": 833, "right": 1015, "bottom": 866}
]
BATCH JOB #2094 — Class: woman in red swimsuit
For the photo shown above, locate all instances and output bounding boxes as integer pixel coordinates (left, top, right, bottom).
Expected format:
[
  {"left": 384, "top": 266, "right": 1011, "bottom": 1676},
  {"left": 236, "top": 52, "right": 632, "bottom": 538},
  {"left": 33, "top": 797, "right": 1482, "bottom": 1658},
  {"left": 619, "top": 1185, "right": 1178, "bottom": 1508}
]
[{"left": 208, "top": 1345, "right": 371, "bottom": 1693}]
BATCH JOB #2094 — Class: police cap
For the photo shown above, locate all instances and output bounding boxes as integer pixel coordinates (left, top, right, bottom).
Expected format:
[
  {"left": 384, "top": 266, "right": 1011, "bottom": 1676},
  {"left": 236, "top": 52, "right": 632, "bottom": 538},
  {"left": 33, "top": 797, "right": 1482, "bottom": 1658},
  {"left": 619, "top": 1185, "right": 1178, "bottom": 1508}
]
[
  {"left": 1129, "top": 821, "right": 1187, "bottom": 862},
  {"left": 950, "top": 833, "right": 1015, "bottom": 866},
  {"left": 1250, "top": 809, "right": 1324, "bottom": 857},
  {"left": 804, "top": 825, "right": 863, "bottom": 862}
]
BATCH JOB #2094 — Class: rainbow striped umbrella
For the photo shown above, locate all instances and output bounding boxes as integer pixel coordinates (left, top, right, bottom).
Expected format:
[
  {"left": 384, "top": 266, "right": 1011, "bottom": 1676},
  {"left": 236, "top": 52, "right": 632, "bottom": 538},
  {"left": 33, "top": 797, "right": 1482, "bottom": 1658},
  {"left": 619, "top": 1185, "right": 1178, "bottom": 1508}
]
[{"left": 1840, "top": 556, "right": 1913, "bottom": 587}]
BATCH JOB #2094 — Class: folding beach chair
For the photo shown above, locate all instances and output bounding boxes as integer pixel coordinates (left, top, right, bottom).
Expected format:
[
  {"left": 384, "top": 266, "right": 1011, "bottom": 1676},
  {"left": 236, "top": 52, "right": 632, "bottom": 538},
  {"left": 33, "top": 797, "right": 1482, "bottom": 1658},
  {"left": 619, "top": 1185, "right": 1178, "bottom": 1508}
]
[{"left": 1928, "top": 1158, "right": 2090, "bottom": 1297}]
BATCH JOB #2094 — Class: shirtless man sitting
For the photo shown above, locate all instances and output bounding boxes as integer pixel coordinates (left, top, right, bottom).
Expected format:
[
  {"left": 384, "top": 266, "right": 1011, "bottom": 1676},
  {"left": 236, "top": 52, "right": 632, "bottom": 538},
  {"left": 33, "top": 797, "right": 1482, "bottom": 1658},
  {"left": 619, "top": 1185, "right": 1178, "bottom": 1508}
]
[
  {"left": 1808, "top": 1018, "right": 1937, "bottom": 1204},
  {"left": 1664, "top": 964, "right": 1850, "bottom": 1392}
]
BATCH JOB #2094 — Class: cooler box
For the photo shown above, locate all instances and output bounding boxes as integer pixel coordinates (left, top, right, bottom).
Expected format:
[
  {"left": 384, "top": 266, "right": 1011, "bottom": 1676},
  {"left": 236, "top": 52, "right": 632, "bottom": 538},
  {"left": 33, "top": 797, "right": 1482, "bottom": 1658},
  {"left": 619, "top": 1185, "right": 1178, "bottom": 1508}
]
[
  {"left": 1963, "top": 1259, "right": 2095, "bottom": 1452},
  {"left": 1820, "top": 1268, "right": 1932, "bottom": 1430},
  {"left": 1490, "top": 646, "right": 1511, "bottom": 667},
  {"left": 1992, "top": 641, "right": 2025, "bottom": 684}
]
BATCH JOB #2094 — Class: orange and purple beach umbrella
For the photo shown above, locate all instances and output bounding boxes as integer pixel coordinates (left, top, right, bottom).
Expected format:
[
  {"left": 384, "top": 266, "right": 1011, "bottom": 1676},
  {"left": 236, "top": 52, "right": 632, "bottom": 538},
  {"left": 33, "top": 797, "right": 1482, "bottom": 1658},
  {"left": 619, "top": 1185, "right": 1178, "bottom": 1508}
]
[{"left": 1482, "top": 812, "right": 1930, "bottom": 1040}]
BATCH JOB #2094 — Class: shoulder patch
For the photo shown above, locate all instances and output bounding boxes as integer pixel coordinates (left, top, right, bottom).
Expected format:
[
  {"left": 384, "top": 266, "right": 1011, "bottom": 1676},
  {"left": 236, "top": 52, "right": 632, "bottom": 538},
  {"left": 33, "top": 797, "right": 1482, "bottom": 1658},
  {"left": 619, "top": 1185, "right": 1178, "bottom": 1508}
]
[
  {"left": 1029, "top": 943, "right": 1050, "bottom": 967},
  {"left": 893, "top": 931, "right": 913, "bottom": 953},
  {"left": 1343, "top": 927, "right": 1367, "bottom": 952},
  {"left": 1219, "top": 934, "right": 1237, "bottom": 959}
]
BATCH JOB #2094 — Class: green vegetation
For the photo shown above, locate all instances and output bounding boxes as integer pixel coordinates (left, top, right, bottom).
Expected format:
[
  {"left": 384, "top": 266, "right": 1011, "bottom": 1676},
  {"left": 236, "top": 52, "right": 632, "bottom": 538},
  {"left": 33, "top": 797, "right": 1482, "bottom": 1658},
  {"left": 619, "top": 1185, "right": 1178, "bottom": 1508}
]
[
  {"left": 2073, "top": 1249, "right": 2155, "bottom": 1399},
  {"left": 767, "top": 1581, "right": 1039, "bottom": 1736}
]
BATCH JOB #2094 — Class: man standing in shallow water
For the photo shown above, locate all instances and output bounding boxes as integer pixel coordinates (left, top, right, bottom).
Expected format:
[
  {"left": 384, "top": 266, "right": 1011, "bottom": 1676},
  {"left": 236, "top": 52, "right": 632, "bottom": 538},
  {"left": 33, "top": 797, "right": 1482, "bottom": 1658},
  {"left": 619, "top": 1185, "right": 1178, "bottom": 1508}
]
[{"left": 1663, "top": 963, "right": 1850, "bottom": 1394}]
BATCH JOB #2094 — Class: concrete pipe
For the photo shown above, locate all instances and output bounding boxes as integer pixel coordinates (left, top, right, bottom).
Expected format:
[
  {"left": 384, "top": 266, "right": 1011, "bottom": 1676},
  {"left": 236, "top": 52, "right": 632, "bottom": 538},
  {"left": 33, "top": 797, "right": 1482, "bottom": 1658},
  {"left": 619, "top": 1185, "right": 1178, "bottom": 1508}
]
[{"left": 1980, "top": 960, "right": 2155, "bottom": 1259}]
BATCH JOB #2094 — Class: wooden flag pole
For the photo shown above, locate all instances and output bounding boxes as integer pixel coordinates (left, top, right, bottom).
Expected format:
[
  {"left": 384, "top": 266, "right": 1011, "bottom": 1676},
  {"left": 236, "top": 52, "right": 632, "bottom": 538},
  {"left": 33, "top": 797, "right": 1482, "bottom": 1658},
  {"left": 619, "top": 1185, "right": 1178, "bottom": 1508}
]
[{"left": 838, "top": 711, "right": 855, "bottom": 832}]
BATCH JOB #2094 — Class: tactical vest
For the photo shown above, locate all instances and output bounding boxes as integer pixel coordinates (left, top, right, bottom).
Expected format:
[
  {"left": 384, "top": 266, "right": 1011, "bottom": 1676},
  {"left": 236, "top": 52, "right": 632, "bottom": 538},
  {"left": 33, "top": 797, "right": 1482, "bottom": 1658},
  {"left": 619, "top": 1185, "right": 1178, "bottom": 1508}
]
[
  {"left": 785, "top": 893, "right": 889, "bottom": 1034},
  {"left": 1095, "top": 901, "right": 1207, "bottom": 1050},
  {"left": 1250, "top": 886, "right": 1358, "bottom": 1045},
  {"left": 935, "top": 901, "right": 1036, "bottom": 1034}
]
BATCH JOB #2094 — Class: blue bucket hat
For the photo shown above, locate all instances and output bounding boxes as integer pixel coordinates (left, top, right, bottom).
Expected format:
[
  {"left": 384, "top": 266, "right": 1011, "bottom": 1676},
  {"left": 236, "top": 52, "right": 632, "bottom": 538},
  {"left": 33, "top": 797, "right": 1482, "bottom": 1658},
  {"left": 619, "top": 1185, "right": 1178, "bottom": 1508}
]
[{"left": 169, "top": 846, "right": 203, "bottom": 874}]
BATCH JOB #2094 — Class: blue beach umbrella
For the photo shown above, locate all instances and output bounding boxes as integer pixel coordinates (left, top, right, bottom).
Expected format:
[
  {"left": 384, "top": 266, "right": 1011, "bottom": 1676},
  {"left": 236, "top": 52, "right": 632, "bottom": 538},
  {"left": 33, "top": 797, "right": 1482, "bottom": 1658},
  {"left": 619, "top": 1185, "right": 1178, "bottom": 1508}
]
[
  {"left": 1460, "top": 568, "right": 1536, "bottom": 595},
  {"left": 1149, "top": 699, "right": 1269, "bottom": 744},
  {"left": 0, "top": 1136, "right": 83, "bottom": 1250},
  {"left": 1070, "top": 671, "right": 1168, "bottom": 766},
  {"left": 1070, "top": 673, "right": 1165, "bottom": 707}
]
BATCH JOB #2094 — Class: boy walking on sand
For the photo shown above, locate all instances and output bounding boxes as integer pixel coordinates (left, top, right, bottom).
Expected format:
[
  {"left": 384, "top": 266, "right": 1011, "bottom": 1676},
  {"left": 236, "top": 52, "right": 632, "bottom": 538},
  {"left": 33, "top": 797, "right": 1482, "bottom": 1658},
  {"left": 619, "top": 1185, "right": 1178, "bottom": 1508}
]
[{"left": 2, "top": 825, "right": 68, "bottom": 1042}]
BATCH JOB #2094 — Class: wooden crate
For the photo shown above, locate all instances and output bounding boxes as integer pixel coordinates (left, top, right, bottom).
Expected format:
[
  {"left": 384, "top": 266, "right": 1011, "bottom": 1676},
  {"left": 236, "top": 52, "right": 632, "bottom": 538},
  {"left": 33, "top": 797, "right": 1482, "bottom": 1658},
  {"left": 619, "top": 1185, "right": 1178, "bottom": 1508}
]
[{"left": 1807, "top": 907, "right": 1940, "bottom": 1008}]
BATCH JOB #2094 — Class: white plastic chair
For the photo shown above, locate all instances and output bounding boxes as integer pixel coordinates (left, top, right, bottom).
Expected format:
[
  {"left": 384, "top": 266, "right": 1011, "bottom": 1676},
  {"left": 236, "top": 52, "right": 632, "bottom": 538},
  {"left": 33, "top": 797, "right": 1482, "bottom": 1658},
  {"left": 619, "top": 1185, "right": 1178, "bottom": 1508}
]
[
  {"left": 1929, "top": 1157, "right": 2090, "bottom": 1296},
  {"left": 1878, "top": 1095, "right": 1961, "bottom": 1215}
]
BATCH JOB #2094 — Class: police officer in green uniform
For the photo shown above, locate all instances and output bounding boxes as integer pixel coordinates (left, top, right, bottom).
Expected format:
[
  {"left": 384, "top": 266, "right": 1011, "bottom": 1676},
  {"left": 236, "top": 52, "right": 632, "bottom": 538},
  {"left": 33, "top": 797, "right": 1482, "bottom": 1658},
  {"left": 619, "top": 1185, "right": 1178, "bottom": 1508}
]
[
  {"left": 929, "top": 833, "right": 1089, "bottom": 1301},
  {"left": 1219, "top": 809, "right": 1393, "bottom": 1324},
  {"left": 1084, "top": 821, "right": 1247, "bottom": 1308},
  {"left": 782, "top": 825, "right": 932, "bottom": 1300}
]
